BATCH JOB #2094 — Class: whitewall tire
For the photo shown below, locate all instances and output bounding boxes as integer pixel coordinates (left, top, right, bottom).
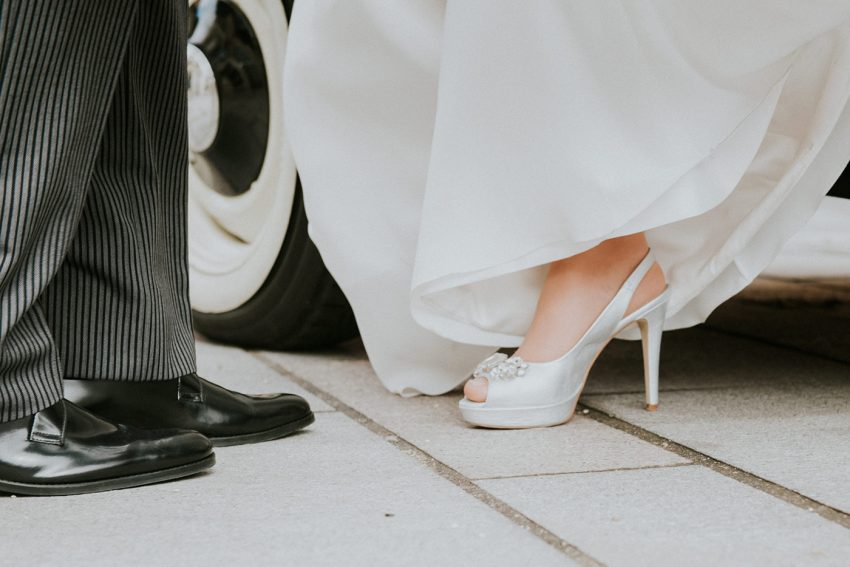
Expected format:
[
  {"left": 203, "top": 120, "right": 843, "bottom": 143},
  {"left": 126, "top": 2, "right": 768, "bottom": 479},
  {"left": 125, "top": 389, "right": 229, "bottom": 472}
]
[{"left": 186, "top": 0, "right": 358, "bottom": 349}]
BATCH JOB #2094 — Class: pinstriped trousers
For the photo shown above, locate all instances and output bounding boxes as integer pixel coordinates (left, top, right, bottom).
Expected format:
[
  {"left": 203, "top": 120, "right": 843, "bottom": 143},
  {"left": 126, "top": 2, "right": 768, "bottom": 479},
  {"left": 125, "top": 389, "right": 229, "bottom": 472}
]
[{"left": 0, "top": 0, "right": 196, "bottom": 423}]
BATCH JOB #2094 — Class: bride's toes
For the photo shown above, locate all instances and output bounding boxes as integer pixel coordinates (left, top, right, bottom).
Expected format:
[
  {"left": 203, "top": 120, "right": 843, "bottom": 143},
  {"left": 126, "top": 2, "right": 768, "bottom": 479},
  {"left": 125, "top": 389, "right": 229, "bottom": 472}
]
[{"left": 464, "top": 377, "right": 489, "bottom": 402}]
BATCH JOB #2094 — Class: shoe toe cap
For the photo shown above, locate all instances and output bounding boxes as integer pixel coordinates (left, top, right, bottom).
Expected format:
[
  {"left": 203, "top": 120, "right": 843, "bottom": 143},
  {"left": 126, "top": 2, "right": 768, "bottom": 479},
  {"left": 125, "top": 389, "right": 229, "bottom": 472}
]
[
  {"left": 255, "top": 393, "right": 312, "bottom": 422},
  {"left": 147, "top": 428, "right": 214, "bottom": 465}
]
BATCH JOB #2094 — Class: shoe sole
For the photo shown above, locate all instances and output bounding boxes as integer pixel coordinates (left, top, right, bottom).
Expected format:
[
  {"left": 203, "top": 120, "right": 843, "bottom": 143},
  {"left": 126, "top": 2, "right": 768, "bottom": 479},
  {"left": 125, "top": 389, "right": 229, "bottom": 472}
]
[
  {"left": 0, "top": 453, "right": 215, "bottom": 497},
  {"left": 208, "top": 411, "right": 316, "bottom": 447},
  {"left": 459, "top": 398, "right": 579, "bottom": 429}
]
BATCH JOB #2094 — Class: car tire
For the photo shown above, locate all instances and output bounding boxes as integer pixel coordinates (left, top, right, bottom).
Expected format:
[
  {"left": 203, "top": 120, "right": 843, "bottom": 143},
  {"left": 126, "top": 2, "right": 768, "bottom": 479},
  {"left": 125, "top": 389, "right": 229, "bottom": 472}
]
[
  {"left": 186, "top": 0, "right": 358, "bottom": 350},
  {"left": 193, "top": 182, "right": 358, "bottom": 350}
]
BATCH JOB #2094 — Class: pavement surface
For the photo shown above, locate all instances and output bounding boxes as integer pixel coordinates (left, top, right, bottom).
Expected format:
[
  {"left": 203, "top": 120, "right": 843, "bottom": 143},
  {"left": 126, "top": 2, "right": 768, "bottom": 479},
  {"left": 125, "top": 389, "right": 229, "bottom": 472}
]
[{"left": 1, "top": 291, "right": 849, "bottom": 566}]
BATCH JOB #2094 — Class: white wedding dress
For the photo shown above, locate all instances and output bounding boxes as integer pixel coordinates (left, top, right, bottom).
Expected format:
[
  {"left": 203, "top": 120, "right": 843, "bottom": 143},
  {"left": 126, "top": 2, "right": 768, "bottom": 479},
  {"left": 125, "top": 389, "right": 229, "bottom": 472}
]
[{"left": 283, "top": 1, "right": 850, "bottom": 396}]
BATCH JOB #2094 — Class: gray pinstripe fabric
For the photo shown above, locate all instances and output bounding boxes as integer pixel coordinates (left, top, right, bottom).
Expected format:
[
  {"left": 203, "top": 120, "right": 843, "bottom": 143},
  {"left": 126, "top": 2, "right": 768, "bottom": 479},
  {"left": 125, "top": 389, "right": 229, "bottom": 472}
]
[{"left": 0, "top": 0, "right": 196, "bottom": 423}]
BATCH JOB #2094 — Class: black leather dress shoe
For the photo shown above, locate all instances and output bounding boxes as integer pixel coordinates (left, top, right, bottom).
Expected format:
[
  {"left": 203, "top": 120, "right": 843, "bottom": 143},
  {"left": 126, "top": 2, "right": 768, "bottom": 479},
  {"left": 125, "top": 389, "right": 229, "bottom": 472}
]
[
  {"left": 66, "top": 373, "right": 315, "bottom": 447},
  {"left": 0, "top": 400, "right": 214, "bottom": 496}
]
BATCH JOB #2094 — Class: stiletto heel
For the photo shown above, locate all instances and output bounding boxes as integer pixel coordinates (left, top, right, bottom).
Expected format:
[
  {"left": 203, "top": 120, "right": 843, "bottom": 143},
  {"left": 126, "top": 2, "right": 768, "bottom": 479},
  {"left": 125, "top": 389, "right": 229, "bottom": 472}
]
[
  {"left": 460, "top": 249, "right": 670, "bottom": 429},
  {"left": 637, "top": 300, "right": 666, "bottom": 412}
]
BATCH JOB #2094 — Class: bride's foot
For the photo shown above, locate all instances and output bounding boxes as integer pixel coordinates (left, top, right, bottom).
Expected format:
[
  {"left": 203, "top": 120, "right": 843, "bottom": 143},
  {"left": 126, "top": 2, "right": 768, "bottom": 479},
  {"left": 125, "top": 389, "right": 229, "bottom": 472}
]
[{"left": 464, "top": 234, "right": 666, "bottom": 403}]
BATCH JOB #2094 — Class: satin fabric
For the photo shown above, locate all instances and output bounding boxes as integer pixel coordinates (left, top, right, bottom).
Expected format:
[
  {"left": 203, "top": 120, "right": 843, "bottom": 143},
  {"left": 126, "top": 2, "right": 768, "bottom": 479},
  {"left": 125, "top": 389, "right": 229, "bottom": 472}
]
[{"left": 284, "top": 1, "right": 850, "bottom": 396}]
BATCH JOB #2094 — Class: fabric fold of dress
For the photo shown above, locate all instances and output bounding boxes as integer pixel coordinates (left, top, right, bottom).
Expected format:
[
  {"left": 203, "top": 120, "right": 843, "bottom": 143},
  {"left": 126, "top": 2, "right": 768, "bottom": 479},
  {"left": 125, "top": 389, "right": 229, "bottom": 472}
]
[{"left": 284, "top": 0, "right": 850, "bottom": 396}]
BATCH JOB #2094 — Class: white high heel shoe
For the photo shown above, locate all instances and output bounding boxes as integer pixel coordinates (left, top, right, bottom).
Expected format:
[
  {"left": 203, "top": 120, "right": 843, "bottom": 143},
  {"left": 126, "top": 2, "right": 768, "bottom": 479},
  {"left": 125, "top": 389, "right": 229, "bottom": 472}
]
[{"left": 459, "top": 250, "right": 670, "bottom": 429}]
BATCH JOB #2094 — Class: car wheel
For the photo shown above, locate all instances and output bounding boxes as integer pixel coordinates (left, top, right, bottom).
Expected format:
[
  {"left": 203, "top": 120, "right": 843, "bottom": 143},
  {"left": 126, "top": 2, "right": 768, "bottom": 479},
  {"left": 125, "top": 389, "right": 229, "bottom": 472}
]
[{"left": 186, "top": 0, "right": 358, "bottom": 349}]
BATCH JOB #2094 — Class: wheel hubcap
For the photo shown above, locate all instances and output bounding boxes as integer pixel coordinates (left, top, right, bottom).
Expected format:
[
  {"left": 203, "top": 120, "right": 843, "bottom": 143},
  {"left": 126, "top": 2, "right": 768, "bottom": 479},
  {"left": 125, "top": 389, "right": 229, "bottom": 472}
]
[
  {"left": 187, "top": 43, "right": 219, "bottom": 153},
  {"left": 188, "top": 0, "right": 270, "bottom": 198}
]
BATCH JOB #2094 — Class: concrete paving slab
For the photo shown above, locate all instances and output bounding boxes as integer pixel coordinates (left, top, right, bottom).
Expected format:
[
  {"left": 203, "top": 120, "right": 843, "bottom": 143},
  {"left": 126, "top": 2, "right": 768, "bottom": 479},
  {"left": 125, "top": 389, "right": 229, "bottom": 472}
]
[
  {"left": 261, "top": 350, "right": 688, "bottom": 480},
  {"left": 195, "top": 339, "right": 333, "bottom": 412},
  {"left": 479, "top": 465, "right": 850, "bottom": 567},
  {"left": 582, "top": 380, "right": 850, "bottom": 514},
  {"left": 0, "top": 413, "right": 574, "bottom": 567},
  {"left": 585, "top": 326, "right": 846, "bottom": 395}
]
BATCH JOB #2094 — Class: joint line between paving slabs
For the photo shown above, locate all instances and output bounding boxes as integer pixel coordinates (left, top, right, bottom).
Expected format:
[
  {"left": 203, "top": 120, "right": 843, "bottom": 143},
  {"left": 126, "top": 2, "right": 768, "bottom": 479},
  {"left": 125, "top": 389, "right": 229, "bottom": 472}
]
[
  {"left": 251, "top": 351, "right": 606, "bottom": 567},
  {"left": 578, "top": 404, "right": 850, "bottom": 531},
  {"left": 473, "top": 461, "right": 695, "bottom": 482}
]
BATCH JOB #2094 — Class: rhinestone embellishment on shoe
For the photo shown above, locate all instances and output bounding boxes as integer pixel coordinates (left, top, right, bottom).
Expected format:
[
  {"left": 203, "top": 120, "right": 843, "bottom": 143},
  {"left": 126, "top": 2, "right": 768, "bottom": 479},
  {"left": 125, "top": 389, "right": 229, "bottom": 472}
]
[{"left": 473, "top": 353, "right": 529, "bottom": 382}]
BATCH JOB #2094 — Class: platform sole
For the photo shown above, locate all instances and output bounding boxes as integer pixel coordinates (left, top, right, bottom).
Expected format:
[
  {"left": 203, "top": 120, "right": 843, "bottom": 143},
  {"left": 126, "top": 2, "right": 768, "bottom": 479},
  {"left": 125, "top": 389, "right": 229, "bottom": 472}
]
[
  {"left": 0, "top": 453, "right": 215, "bottom": 497},
  {"left": 459, "top": 398, "right": 579, "bottom": 429},
  {"left": 208, "top": 411, "right": 316, "bottom": 447}
]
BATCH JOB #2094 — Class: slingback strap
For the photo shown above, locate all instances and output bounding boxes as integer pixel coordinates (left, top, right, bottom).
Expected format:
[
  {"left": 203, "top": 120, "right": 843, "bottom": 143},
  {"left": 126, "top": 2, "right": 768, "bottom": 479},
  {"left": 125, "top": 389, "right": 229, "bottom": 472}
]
[
  {"left": 602, "top": 249, "right": 658, "bottom": 325},
  {"left": 620, "top": 250, "right": 656, "bottom": 297}
]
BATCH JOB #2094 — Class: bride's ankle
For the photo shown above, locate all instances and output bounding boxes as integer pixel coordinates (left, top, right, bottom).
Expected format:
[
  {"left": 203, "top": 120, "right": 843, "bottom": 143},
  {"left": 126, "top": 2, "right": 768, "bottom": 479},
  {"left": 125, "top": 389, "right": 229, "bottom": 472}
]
[
  {"left": 549, "top": 235, "right": 648, "bottom": 278},
  {"left": 515, "top": 238, "right": 663, "bottom": 362}
]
